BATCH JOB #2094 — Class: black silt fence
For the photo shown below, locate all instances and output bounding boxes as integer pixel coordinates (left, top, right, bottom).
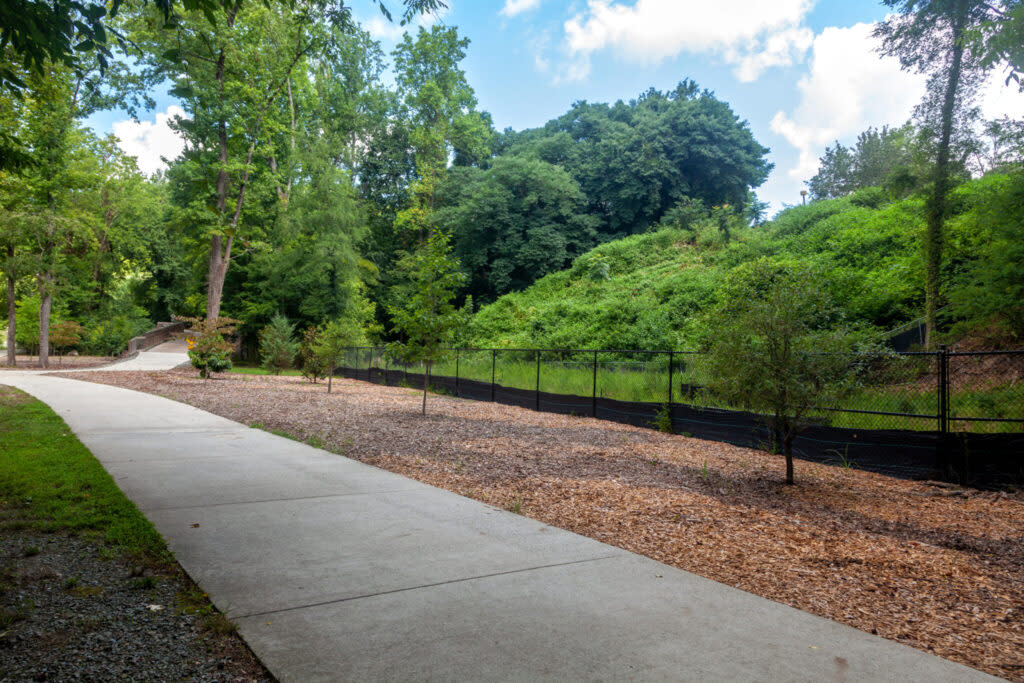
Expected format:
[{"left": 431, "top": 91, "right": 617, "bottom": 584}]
[{"left": 334, "top": 346, "right": 1023, "bottom": 488}]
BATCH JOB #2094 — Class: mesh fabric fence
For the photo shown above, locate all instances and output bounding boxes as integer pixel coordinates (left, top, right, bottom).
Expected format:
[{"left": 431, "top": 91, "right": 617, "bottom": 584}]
[
  {"left": 948, "top": 351, "right": 1024, "bottom": 433},
  {"left": 829, "top": 352, "right": 939, "bottom": 431},
  {"left": 329, "top": 345, "right": 1023, "bottom": 486},
  {"left": 595, "top": 351, "right": 670, "bottom": 404}
]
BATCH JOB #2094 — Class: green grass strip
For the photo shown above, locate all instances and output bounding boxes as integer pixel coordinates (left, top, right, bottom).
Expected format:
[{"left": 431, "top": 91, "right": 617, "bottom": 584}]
[{"left": 0, "top": 385, "right": 167, "bottom": 561}]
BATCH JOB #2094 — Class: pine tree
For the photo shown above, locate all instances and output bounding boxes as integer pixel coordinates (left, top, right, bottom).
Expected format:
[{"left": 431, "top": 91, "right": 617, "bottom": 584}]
[{"left": 259, "top": 313, "right": 299, "bottom": 375}]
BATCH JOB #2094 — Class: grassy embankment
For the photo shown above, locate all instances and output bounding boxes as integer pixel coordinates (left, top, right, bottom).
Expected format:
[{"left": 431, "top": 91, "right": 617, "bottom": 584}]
[{"left": 0, "top": 386, "right": 166, "bottom": 559}]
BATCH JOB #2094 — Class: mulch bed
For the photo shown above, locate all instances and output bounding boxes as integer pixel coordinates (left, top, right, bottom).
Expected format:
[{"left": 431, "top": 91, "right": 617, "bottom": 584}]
[
  {"left": 0, "top": 355, "right": 112, "bottom": 371},
  {"left": 62, "top": 370, "right": 1024, "bottom": 681}
]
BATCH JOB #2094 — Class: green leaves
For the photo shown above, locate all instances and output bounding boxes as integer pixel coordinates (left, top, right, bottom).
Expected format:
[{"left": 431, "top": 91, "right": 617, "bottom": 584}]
[
  {"left": 259, "top": 312, "right": 299, "bottom": 375},
  {"left": 387, "top": 229, "right": 466, "bottom": 366}
]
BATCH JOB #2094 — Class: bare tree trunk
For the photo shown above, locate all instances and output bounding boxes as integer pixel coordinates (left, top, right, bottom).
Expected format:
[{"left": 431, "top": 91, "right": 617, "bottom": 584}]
[
  {"left": 328, "top": 364, "right": 334, "bottom": 394},
  {"left": 6, "top": 244, "right": 15, "bottom": 367},
  {"left": 924, "top": 4, "right": 967, "bottom": 349},
  {"left": 422, "top": 362, "right": 431, "bottom": 415},
  {"left": 784, "top": 435, "right": 794, "bottom": 485},
  {"left": 38, "top": 279, "right": 52, "bottom": 368},
  {"left": 206, "top": 142, "right": 251, "bottom": 321},
  {"left": 206, "top": 233, "right": 231, "bottom": 321},
  {"left": 208, "top": 46, "right": 231, "bottom": 323}
]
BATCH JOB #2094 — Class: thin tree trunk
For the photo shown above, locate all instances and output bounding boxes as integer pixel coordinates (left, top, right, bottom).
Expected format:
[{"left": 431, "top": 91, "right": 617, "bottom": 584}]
[
  {"left": 924, "top": 4, "right": 967, "bottom": 349},
  {"left": 422, "top": 362, "right": 431, "bottom": 415},
  {"left": 784, "top": 434, "right": 795, "bottom": 485},
  {"left": 38, "top": 281, "right": 52, "bottom": 368},
  {"left": 328, "top": 364, "right": 333, "bottom": 394},
  {"left": 208, "top": 45, "right": 230, "bottom": 322},
  {"left": 6, "top": 244, "right": 15, "bottom": 367}
]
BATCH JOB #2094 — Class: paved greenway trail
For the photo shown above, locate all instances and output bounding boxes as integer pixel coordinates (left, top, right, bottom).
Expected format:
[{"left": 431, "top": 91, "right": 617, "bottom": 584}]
[{"left": 1, "top": 343, "right": 994, "bottom": 682}]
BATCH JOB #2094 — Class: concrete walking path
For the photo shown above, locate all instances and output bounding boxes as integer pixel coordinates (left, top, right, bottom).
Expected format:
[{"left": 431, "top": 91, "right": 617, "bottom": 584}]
[{"left": 0, "top": 360, "right": 995, "bottom": 681}]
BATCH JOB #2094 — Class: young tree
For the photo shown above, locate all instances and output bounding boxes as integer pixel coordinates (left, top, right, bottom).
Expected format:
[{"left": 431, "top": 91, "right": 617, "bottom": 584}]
[
  {"left": 387, "top": 229, "right": 466, "bottom": 415},
  {"left": 875, "top": 0, "right": 1006, "bottom": 347},
  {"left": 698, "top": 259, "right": 872, "bottom": 485},
  {"left": 49, "top": 319, "right": 82, "bottom": 366},
  {"left": 259, "top": 312, "right": 298, "bottom": 375},
  {"left": 315, "top": 318, "right": 363, "bottom": 394},
  {"left": 299, "top": 326, "right": 328, "bottom": 383}
]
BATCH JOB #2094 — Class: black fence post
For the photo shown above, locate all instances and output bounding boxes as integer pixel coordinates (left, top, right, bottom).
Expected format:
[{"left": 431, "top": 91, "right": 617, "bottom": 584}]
[
  {"left": 592, "top": 350, "right": 598, "bottom": 418},
  {"left": 535, "top": 350, "right": 541, "bottom": 411},
  {"left": 384, "top": 352, "right": 389, "bottom": 386},
  {"left": 667, "top": 350, "right": 675, "bottom": 434},
  {"left": 367, "top": 347, "right": 372, "bottom": 383},
  {"left": 490, "top": 349, "right": 496, "bottom": 402},
  {"left": 937, "top": 344, "right": 951, "bottom": 480},
  {"left": 455, "top": 348, "right": 460, "bottom": 397}
]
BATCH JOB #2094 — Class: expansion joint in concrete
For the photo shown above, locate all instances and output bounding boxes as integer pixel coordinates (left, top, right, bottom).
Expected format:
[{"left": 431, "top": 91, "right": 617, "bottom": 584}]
[{"left": 233, "top": 554, "right": 622, "bottom": 620}]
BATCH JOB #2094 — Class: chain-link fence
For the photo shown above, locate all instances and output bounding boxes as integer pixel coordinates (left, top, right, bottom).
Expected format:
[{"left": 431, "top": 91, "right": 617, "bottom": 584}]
[{"left": 333, "top": 345, "right": 1023, "bottom": 487}]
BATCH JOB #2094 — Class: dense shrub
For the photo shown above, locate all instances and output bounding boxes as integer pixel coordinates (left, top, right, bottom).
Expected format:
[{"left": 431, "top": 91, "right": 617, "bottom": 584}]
[{"left": 81, "top": 315, "right": 152, "bottom": 356}]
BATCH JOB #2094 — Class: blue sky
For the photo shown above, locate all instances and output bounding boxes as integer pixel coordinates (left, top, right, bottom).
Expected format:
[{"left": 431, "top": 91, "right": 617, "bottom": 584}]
[{"left": 91, "top": 0, "right": 1024, "bottom": 214}]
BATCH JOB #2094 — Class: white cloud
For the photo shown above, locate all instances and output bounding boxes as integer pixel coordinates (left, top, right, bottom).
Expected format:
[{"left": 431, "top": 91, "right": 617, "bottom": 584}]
[
  {"left": 111, "top": 105, "right": 187, "bottom": 176},
  {"left": 364, "top": 16, "right": 405, "bottom": 41},
  {"left": 560, "top": 0, "right": 816, "bottom": 82},
  {"left": 763, "top": 23, "right": 1024, "bottom": 210},
  {"left": 769, "top": 23, "right": 926, "bottom": 184},
  {"left": 979, "top": 70, "right": 1024, "bottom": 120},
  {"left": 501, "top": 0, "right": 542, "bottom": 18}
]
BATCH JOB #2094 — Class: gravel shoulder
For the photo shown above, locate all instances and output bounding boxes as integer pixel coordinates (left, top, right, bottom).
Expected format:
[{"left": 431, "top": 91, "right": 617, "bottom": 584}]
[
  {"left": 62, "top": 369, "right": 1024, "bottom": 681},
  {"left": 0, "top": 531, "right": 271, "bottom": 682},
  {"left": 0, "top": 384, "right": 271, "bottom": 682}
]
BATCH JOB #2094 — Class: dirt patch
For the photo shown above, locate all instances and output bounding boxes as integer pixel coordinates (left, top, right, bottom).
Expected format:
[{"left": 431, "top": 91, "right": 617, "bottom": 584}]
[
  {"left": 64, "top": 370, "right": 1024, "bottom": 681},
  {"left": 0, "top": 385, "right": 32, "bottom": 405}
]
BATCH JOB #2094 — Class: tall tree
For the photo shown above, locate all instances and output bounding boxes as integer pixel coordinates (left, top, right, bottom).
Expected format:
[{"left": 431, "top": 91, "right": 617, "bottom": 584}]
[
  {"left": 875, "top": 0, "right": 1003, "bottom": 347},
  {"left": 391, "top": 25, "right": 491, "bottom": 244},
  {"left": 806, "top": 124, "right": 929, "bottom": 200},
  {"left": 434, "top": 155, "right": 598, "bottom": 303},
  {"left": 504, "top": 82, "right": 771, "bottom": 240},
  {"left": 137, "top": 0, "right": 439, "bottom": 321},
  {"left": 0, "top": 85, "right": 27, "bottom": 365},
  {"left": 17, "top": 65, "right": 81, "bottom": 368},
  {"left": 967, "top": 1, "right": 1024, "bottom": 89}
]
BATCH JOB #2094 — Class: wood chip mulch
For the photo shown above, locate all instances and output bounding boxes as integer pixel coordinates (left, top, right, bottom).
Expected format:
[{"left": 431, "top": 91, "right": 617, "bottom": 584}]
[
  {"left": 60, "top": 370, "right": 1024, "bottom": 681},
  {"left": 0, "top": 355, "right": 112, "bottom": 370}
]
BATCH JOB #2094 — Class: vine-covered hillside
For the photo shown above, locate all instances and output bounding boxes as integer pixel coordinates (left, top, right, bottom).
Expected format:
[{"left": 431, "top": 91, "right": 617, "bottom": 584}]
[{"left": 468, "top": 173, "right": 1024, "bottom": 351}]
